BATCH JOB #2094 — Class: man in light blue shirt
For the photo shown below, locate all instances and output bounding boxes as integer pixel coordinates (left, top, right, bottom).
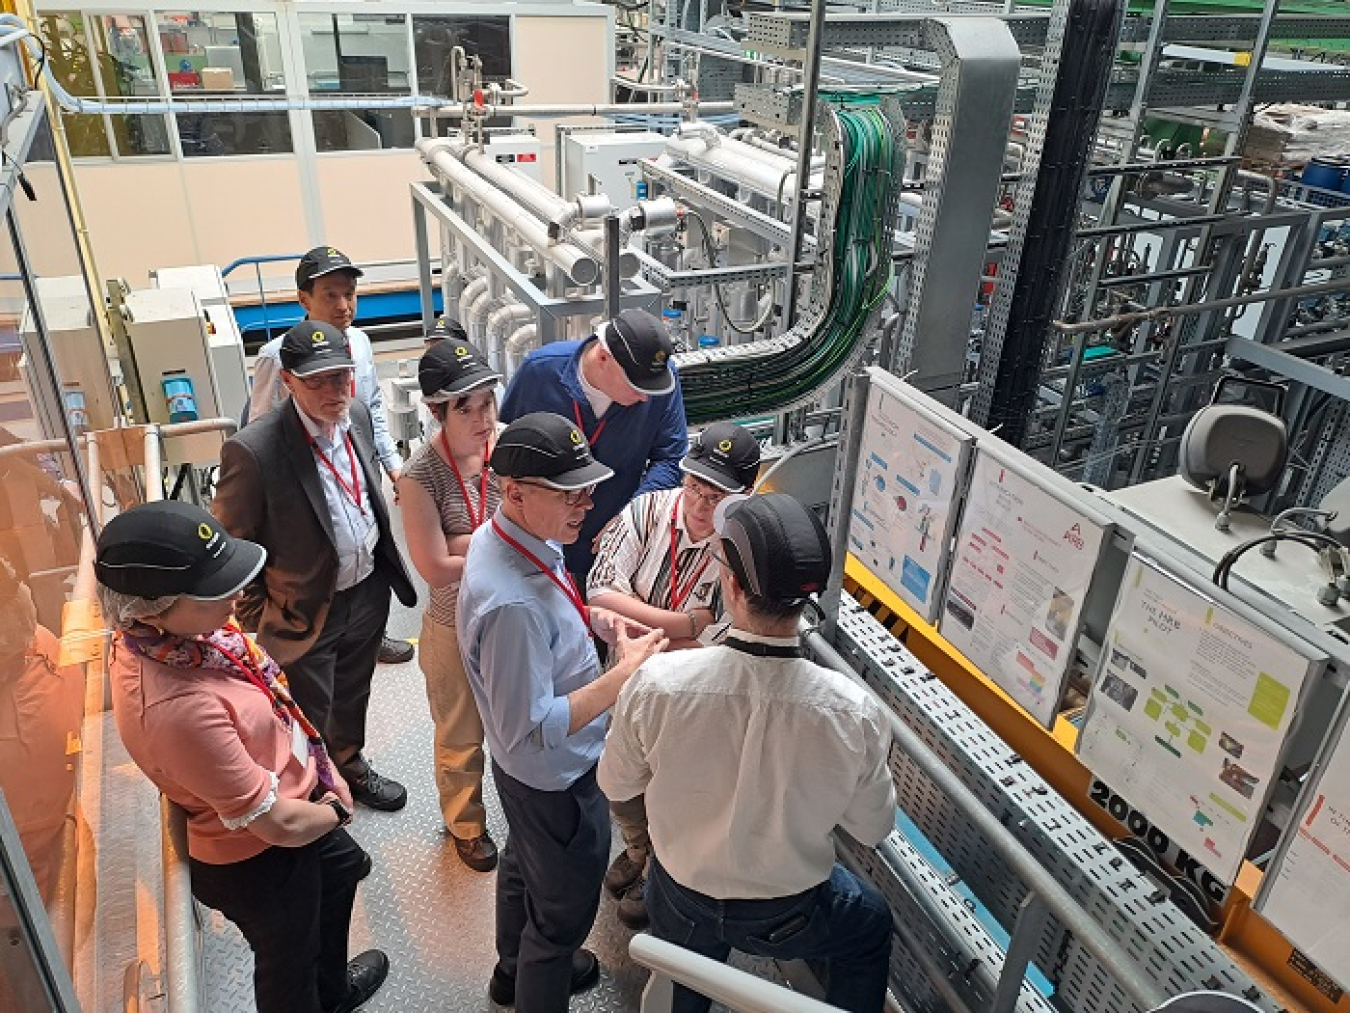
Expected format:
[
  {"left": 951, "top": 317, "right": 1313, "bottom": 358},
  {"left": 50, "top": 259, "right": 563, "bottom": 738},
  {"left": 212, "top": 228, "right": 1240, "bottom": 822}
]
[{"left": 458, "top": 412, "right": 666, "bottom": 1013}]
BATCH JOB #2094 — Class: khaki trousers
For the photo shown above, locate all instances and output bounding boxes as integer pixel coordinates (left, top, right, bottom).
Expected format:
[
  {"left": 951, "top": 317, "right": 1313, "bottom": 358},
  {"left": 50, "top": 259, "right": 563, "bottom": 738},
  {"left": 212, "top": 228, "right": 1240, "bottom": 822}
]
[{"left": 419, "top": 614, "right": 487, "bottom": 838}]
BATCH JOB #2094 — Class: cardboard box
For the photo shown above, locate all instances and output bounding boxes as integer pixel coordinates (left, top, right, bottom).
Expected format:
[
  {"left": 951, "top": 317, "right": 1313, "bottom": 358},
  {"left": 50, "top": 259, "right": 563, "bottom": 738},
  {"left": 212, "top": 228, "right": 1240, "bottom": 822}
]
[{"left": 200, "top": 67, "right": 235, "bottom": 91}]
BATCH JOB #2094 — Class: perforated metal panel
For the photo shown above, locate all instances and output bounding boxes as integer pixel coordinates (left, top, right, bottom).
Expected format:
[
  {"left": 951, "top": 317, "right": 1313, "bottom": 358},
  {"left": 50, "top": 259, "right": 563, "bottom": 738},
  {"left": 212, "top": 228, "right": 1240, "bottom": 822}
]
[
  {"left": 823, "top": 596, "right": 1279, "bottom": 1013},
  {"left": 842, "top": 835, "right": 1059, "bottom": 1013}
]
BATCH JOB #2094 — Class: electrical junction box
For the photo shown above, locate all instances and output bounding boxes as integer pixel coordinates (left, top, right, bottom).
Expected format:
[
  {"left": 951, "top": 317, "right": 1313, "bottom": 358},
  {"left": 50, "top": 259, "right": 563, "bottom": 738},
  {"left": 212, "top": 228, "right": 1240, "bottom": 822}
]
[
  {"left": 562, "top": 130, "right": 668, "bottom": 209},
  {"left": 24, "top": 276, "right": 118, "bottom": 436},
  {"left": 121, "top": 287, "right": 230, "bottom": 466},
  {"left": 150, "top": 264, "right": 250, "bottom": 423},
  {"left": 483, "top": 132, "right": 543, "bottom": 183}
]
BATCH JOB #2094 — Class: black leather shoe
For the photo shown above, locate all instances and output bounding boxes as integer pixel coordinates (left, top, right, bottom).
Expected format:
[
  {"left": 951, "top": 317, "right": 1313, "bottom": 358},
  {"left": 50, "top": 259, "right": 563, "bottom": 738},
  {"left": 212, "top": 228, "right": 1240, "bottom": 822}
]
[
  {"left": 453, "top": 832, "right": 499, "bottom": 873},
  {"left": 328, "top": 950, "right": 389, "bottom": 1013},
  {"left": 356, "top": 849, "right": 373, "bottom": 881},
  {"left": 349, "top": 767, "right": 407, "bottom": 812},
  {"left": 377, "top": 636, "right": 414, "bottom": 664},
  {"left": 488, "top": 948, "right": 599, "bottom": 1006}
]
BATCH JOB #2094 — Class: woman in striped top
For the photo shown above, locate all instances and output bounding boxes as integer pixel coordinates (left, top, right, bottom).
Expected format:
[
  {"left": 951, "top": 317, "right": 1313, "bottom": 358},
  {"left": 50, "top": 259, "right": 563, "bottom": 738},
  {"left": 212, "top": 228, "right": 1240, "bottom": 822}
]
[{"left": 397, "top": 331, "right": 503, "bottom": 873}]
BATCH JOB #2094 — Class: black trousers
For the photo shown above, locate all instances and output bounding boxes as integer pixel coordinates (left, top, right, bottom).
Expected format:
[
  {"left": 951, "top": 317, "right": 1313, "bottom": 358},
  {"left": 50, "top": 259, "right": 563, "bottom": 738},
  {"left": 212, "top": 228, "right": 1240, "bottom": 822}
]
[
  {"left": 493, "top": 760, "right": 610, "bottom": 1013},
  {"left": 189, "top": 829, "right": 367, "bottom": 1013},
  {"left": 284, "top": 572, "right": 390, "bottom": 777}
]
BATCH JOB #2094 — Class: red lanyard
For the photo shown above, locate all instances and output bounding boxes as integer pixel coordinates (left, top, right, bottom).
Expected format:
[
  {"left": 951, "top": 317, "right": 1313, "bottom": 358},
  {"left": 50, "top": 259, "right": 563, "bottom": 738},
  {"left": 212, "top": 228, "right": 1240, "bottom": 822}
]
[
  {"left": 573, "top": 400, "right": 608, "bottom": 449},
  {"left": 441, "top": 429, "right": 490, "bottom": 529},
  {"left": 211, "top": 641, "right": 290, "bottom": 726},
  {"left": 668, "top": 496, "right": 712, "bottom": 612},
  {"left": 307, "top": 430, "right": 365, "bottom": 516},
  {"left": 491, "top": 517, "right": 591, "bottom": 632}
]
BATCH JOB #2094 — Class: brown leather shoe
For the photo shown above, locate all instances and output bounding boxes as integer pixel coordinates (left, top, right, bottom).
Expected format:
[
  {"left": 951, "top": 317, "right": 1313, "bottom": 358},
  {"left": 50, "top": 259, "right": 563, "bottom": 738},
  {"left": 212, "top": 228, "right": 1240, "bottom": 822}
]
[{"left": 454, "top": 831, "right": 499, "bottom": 872}]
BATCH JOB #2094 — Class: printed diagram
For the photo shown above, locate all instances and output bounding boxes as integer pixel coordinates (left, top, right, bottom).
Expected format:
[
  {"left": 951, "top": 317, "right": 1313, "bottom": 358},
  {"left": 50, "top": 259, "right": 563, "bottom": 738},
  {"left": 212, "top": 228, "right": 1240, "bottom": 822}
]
[
  {"left": 1144, "top": 685, "right": 1212, "bottom": 758},
  {"left": 849, "top": 387, "right": 966, "bottom": 621}
]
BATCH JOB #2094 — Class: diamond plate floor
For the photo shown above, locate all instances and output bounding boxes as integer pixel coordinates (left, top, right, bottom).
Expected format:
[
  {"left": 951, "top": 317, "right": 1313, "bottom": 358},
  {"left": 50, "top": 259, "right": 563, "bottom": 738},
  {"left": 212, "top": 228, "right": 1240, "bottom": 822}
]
[{"left": 200, "top": 465, "right": 782, "bottom": 1013}]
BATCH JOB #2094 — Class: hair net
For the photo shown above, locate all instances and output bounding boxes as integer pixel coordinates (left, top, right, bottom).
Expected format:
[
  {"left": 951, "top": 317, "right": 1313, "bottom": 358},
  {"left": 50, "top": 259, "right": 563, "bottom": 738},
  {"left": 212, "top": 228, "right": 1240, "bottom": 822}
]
[{"left": 96, "top": 584, "right": 180, "bottom": 631}]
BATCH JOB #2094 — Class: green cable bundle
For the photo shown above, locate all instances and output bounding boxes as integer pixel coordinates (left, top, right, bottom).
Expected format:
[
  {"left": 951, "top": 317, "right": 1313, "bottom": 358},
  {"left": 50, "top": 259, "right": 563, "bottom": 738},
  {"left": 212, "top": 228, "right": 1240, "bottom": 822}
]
[{"left": 674, "top": 100, "right": 902, "bottom": 424}]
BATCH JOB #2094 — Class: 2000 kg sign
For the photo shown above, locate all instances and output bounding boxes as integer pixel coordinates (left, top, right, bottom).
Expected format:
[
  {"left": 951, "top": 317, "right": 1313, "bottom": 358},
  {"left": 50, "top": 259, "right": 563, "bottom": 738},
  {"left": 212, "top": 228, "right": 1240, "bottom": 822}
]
[{"left": 1088, "top": 779, "right": 1230, "bottom": 906}]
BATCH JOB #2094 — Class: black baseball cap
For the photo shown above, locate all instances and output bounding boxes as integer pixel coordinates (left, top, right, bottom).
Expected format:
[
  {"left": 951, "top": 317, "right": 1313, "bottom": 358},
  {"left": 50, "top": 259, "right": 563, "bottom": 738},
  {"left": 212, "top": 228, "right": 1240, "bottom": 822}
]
[
  {"left": 419, "top": 338, "right": 501, "bottom": 402},
  {"left": 279, "top": 320, "right": 355, "bottom": 377},
  {"left": 600, "top": 309, "right": 676, "bottom": 396},
  {"left": 714, "top": 493, "right": 830, "bottom": 604},
  {"left": 682, "top": 422, "right": 761, "bottom": 493},
  {"left": 490, "top": 412, "right": 615, "bottom": 491},
  {"left": 426, "top": 316, "right": 469, "bottom": 344},
  {"left": 96, "top": 501, "right": 266, "bottom": 600},
  {"left": 295, "top": 246, "right": 363, "bottom": 289}
]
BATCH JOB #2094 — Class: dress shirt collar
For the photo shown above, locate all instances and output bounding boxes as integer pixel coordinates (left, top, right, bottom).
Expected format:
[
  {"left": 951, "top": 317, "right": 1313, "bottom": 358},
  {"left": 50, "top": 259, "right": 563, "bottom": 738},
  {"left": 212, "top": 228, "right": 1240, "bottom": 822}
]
[
  {"left": 722, "top": 627, "right": 801, "bottom": 649},
  {"left": 492, "top": 508, "right": 565, "bottom": 568},
  {"left": 293, "top": 400, "right": 351, "bottom": 448}
]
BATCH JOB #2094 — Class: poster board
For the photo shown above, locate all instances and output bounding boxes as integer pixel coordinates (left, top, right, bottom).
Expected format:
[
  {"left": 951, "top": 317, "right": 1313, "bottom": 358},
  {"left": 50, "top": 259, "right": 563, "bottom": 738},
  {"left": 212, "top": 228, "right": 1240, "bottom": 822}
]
[
  {"left": 938, "top": 446, "right": 1111, "bottom": 727},
  {"left": 1258, "top": 700, "right": 1350, "bottom": 992},
  {"left": 847, "top": 371, "right": 974, "bottom": 623},
  {"left": 1078, "top": 552, "right": 1323, "bottom": 885}
]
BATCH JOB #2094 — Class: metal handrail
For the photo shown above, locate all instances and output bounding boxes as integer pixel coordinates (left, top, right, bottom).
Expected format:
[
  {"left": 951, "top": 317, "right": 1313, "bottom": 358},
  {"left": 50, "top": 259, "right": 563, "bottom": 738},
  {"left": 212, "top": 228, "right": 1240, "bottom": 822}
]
[
  {"left": 805, "top": 629, "right": 1169, "bottom": 1013},
  {"left": 630, "top": 935, "right": 844, "bottom": 1013}
]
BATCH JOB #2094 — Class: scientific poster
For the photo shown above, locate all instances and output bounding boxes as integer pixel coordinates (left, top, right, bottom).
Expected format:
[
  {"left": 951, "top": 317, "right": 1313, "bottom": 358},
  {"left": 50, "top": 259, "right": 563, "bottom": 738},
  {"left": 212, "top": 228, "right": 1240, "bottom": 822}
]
[
  {"left": 1259, "top": 710, "right": 1350, "bottom": 992},
  {"left": 1079, "top": 554, "right": 1320, "bottom": 884},
  {"left": 848, "top": 379, "right": 971, "bottom": 622},
  {"left": 939, "top": 450, "right": 1108, "bottom": 726}
]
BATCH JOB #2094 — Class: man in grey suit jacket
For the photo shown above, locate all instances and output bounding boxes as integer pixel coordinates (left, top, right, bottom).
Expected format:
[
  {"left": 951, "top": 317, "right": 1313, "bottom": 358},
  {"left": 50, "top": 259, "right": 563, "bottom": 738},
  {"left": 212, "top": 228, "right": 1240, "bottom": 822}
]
[{"left": 214, "top": 321, "right": 418, "bottom": 811}]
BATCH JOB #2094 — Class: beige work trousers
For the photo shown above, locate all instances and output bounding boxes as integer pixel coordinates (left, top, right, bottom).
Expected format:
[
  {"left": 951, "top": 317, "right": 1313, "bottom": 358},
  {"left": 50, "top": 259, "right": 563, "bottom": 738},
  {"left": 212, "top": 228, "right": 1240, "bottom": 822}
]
[{"left": 419, "top": 614, "right": 487, "bottom": 838}]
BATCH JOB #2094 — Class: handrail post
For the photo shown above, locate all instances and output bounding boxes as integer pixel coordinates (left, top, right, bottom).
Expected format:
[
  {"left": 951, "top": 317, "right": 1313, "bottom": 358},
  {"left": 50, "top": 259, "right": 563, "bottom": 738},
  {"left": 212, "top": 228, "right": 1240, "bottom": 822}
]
[{"left": 989, "top": 891, "right": 1050, "bottom": 1013}]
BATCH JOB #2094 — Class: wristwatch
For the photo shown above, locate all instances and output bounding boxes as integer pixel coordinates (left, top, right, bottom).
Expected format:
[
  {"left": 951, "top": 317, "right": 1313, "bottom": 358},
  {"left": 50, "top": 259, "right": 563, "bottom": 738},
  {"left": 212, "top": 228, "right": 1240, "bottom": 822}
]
[{"left": 327, "top": 797, "right": 353, "bottom": 827}]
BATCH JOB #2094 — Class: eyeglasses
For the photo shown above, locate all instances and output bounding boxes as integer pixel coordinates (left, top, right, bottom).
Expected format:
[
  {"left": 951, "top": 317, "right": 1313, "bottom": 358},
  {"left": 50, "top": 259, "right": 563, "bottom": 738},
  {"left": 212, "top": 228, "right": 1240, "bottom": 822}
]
[
  {"left": 683, "top": 478, "right": 730, "bottom": 507},
  {"left": 296, "top": 369, "right": 354, "bottom": 392},
  {"left": 516, "top": 480, "right": 597, "bottom": 505}
]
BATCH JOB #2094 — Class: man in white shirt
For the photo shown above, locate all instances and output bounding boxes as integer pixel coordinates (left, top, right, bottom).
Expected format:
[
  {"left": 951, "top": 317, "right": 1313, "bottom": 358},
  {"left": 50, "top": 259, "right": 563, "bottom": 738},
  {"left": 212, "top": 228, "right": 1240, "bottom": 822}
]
[
  {"left": 598, "top": 493, "right": 896, "bottom": 1013},
  {"left": 245, "top": 246, "right": 413, "bottom": 665}
]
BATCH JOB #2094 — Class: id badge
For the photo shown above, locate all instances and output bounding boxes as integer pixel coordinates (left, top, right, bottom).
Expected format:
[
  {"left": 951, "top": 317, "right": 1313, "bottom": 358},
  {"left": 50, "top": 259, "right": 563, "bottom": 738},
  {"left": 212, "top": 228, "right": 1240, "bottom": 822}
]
[
  {"left": 290, "top": 718, "right": 310, "bottom": 769},
  {"left": 363, "top": 523, "right": 379, "bottom": 555}
]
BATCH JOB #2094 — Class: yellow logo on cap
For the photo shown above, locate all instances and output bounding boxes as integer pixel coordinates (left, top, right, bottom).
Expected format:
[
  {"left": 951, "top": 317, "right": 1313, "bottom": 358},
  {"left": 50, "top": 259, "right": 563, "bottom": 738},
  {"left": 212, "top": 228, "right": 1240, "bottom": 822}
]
[
  {"left": 312, "top": 330, "right": 327, "bottom": 345},
  {"left": 569, "top": 429, "right": 583, "bottom": 446},
  {"left": 717, "top": 439, "right": 733, "bottom": 452},
  {"left": 454, "top": 345, "right": 469, "bottom": 358},
  {"left": 198, "top": 522, "right": 214, "bottom": 541},
  {"left": 653, "top": 350, "right": 668, "bottom": 366},
  {"left": 327, "top": 247, "right": 340, "bottom": 258}
]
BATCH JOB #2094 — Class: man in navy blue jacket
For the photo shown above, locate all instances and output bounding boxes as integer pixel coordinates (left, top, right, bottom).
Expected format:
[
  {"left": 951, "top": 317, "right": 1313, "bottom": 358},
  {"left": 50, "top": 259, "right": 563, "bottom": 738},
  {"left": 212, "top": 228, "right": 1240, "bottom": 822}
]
[{"left": 500, "top": 309, "right": 687, "bottom": 583}]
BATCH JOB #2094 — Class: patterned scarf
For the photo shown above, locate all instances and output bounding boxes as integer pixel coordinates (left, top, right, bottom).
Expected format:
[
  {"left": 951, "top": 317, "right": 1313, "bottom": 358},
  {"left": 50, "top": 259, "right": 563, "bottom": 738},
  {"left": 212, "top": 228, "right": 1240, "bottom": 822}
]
[{"left": 121, "top": 619, "right": 340, "bottom": 792}]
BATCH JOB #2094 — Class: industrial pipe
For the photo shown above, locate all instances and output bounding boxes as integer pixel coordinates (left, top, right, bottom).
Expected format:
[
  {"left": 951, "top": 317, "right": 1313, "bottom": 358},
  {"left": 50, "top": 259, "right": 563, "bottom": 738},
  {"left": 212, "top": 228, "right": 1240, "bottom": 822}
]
[
  {"left": 664, "top": 127, "right": 823, "bottom": 203},
  {"left": 434, "top": 100, "right": 736, "bottom": 119},
  {"left": 457, "top": 275, "right": 490, "bottom": 326},
  {"left": 1054, "top": 278, "right": 1350, "bottom": 335},
  {"left": 504, "top": 322, "right": 539, "bottom": 375},
  {"left": 485, "top": 301, "right": 534, "bottom": 369},
  {"left": 419, "top": 138, "right": 601, "bottom": 287},
  {"left": 466, "top": 291, "right": 503, "bottom": 344},
  {"left": 444, "top": 136, "right": 613, "bottom": 237}
]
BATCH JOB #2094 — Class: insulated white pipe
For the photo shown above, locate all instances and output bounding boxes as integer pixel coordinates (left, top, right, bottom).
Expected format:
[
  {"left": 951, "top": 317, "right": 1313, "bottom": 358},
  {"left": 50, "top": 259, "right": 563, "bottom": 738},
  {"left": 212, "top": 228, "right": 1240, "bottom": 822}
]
[
  {"left": 466, "top": 290, "right": 501, "bottom": 344},
  {"left": 664, "top": 128, "right": 822, "bottom": 202},
  {"left": 420, "top": 138, "right": 600, "bottom": 286},
  {"left": 434, "top": 101, "right": 735, "bottom": 119},
  {"left": 485, "top": 302, "right": 534, "bottom": 369},
  {"left": 504, "top": 323, "right": 539, "bottom": 376},
  {"left": 457, "top": 275, "right": 490, "bottom": 324}
]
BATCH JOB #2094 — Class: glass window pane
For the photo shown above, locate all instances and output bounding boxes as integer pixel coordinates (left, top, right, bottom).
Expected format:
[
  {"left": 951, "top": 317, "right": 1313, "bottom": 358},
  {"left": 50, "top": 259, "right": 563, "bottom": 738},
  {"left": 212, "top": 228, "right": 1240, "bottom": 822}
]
[
  {"left": 412, "top": 16, "right": 510, "bottom": 98},
  {"left": 93, "top": 15, "right": 158, "bottom": 100},
  {"left": 177, "top": 109, "right": 292, "bottom": 156},
  {"left": 37, "top": 12, "right": 98, "bottom": 96},
  {"left": 157, "top": 12, "right": 286, "bottom": 95},
  {"left": 299, "top": 13, "right": 410, "bottom": 94},
  {"left": 0, "top": 199, "right": 99, "bottom": 968},
  {"left": 312, "top": 108, "right": 414, "bottom": 152},
  {"left": 109, "top": 112, "right": 172, "bottom": 156}
]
